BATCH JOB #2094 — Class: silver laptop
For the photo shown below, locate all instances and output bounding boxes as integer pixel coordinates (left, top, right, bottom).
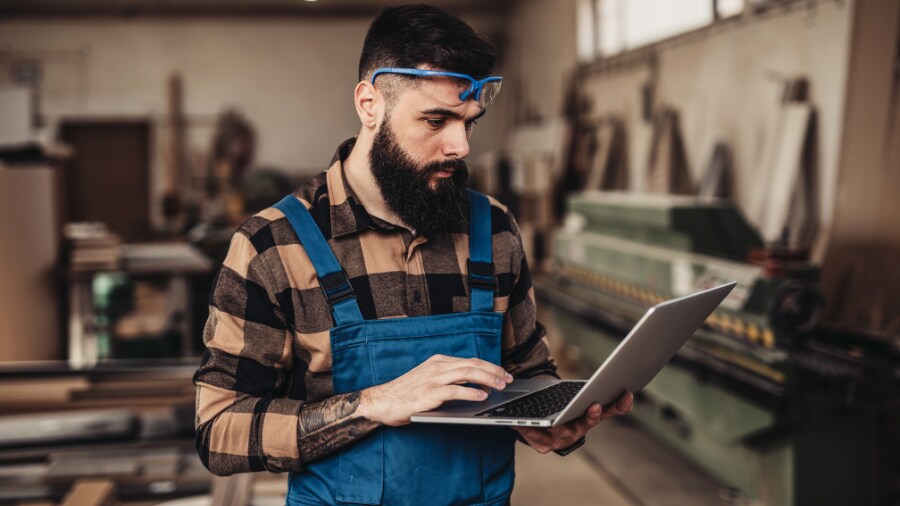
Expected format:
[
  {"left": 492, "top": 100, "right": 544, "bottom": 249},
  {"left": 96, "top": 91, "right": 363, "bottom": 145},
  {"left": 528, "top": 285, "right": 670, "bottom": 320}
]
[{"left": 411, "top": 282, "right": 735, "bottom": 428}]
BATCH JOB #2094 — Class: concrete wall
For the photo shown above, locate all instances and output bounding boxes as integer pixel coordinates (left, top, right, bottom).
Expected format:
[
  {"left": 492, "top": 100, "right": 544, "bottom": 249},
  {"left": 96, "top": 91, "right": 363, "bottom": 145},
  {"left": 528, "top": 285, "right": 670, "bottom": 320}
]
[
  {"left": 503, "top": 0, "right": 578, "bottom": 123},
  {"left": 829, "top": 0, "right": 899, "bottom": 246},
  {"left": 0, "top": 14, "right": 507, "bottom": 225},
  {"left": 0, "top": 19, "right": 370, "bottom": 171},
  {"left": 819, "top": 0, "right": 900, "bottom": 334}
]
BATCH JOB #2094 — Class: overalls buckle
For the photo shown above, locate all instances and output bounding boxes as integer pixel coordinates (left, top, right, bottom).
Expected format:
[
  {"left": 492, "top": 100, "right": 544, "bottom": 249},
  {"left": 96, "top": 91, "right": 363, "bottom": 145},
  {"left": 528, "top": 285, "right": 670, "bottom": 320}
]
[
  {"left": 468, "top": 260, "right": 495, "bottom": 291},
  {"left": 319, "top": 270, "right": 355, "bottom": 305}
]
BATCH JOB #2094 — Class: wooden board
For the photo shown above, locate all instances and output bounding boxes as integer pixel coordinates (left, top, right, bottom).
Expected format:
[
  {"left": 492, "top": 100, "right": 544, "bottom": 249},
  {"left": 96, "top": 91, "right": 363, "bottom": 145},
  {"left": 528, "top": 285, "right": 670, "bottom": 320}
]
[
  {"left": 61, "top": 479, "right": 116, "bottom": 506},
  {"left": 647, "top": 109, "right": 692, "bottom": 194},
  {"left": 756, "top": 104, "right": 812, "bottom": 243},
  {"left": 585, "top": 121, "right": 615, "bottom": 191},
  {"left": 0, "top": 167, "right": 61, "bottom": 362},
  {"left": 748, "top": 104, "right": 784, "bottom": 225}
]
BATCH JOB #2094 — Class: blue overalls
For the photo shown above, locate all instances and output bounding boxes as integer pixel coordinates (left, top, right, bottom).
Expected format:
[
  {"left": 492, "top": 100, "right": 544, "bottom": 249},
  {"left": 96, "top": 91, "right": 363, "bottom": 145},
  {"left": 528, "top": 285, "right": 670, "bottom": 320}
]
[{"left": 274, "top": 190, "right": 517, "bottom": 506}]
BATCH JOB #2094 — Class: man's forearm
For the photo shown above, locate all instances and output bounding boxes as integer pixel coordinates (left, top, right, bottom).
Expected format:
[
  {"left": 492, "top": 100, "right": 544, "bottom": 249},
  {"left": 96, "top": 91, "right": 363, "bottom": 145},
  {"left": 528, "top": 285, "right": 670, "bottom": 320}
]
[
  {"left": 297, "top": 356, "right": 514, "bottom": 461},
  {"left": 298, "top": 391, "right": 380, "bottom": 464}
]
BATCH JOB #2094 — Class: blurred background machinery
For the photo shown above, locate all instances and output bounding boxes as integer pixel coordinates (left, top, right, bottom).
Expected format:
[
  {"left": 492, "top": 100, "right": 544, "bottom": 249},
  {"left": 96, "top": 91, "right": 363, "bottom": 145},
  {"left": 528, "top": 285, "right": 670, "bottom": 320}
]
[{"left": 537, "top": 192, "right": 899, "bottom": 506}]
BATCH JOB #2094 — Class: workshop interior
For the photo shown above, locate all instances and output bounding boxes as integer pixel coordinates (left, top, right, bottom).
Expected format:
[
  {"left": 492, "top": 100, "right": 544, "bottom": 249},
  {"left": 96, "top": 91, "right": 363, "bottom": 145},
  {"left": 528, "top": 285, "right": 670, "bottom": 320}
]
[{"left": 1, "top": 0, "right": 899, "bottom": 504}]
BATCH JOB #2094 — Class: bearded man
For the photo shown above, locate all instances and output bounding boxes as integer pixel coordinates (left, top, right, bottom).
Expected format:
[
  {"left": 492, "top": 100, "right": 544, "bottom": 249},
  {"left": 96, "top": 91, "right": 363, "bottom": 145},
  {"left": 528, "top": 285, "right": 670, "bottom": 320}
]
[{"left": 193, "top": 5, "right": 632, "bottom": 505}]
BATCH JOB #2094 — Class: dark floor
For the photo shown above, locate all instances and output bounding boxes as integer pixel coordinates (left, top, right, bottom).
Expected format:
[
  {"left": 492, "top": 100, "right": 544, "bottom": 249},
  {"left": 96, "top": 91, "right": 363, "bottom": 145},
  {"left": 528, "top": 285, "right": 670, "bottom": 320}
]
[{"left": 511, "top": 415, "right": 742, "bottom": 506}]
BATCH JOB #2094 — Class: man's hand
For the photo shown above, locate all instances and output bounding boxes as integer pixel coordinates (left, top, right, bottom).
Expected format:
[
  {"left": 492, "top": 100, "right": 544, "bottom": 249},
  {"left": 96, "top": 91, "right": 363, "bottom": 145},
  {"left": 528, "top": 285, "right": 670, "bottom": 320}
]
[
  {"left": 513, "top": 391, "right": 634, "bottom": 454},
  {"left": 359, "top": 354, "right": 513, "bottom": 427}
]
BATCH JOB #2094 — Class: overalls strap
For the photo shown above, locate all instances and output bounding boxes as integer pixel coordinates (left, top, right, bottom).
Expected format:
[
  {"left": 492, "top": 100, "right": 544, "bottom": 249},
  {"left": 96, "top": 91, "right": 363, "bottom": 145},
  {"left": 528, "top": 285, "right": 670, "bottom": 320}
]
[
  {"left": 274, "top": 195, "right": 364, "bottom": 326},
  {"left": 467, "top": 189, "right": 495, "bottom": 312}
]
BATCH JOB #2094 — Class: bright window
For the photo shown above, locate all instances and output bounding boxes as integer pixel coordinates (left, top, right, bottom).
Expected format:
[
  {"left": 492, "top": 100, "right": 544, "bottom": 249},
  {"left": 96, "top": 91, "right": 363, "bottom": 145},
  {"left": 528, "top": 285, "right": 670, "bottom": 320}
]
[
  {"left": 717, "top": 0, "right": 746, "bottom": 18},
  {"left": 586, "top": 0, "right": 736, "bottom": 57}
]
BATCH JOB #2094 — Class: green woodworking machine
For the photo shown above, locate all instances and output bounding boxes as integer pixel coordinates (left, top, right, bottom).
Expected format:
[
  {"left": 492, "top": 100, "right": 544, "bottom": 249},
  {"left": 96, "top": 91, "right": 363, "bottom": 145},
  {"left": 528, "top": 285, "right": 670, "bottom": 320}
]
[{"left": 537, "top": 191, "right": 899, "bottom": 506}]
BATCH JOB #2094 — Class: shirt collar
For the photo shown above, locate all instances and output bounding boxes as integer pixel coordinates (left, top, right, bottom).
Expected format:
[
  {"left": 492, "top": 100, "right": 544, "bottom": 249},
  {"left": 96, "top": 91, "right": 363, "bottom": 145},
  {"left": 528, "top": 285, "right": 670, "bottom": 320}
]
[{"left": 326, "top": 138, "right": 400, "bottom": 238}]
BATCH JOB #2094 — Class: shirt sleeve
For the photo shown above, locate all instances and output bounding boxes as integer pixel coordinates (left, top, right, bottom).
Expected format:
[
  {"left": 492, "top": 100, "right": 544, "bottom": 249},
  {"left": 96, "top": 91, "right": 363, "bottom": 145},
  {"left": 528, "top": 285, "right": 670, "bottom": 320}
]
[
  {"left": 500, "top": 212, "right": 560, "bottom": 380},
  {"left": 193, "top": 227, "right": 303, "bottom": 475}
]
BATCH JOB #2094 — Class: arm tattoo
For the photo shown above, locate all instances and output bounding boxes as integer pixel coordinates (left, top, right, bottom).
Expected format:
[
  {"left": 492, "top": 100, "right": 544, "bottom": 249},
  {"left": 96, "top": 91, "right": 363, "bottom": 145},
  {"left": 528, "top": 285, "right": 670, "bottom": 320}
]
[{"left": 298, "top": 391, "right": 380, "bottom": 464}]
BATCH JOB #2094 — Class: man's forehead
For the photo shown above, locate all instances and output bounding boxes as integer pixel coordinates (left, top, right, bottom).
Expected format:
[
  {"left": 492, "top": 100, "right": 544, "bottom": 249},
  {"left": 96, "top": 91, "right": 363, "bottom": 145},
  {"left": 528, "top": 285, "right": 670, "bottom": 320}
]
[
  {"left": 416, "top": 78, "right": 467, "bottom": 102},
  {"left": 400, "top": 78, "right": 482, "bottom": 116}
]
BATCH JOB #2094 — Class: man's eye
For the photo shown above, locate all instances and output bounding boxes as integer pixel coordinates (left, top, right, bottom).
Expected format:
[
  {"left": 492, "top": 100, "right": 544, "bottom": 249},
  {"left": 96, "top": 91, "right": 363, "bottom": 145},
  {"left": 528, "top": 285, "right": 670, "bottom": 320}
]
[
  {"left": 465, "top": 120, "right": 479, "bottom": 130},
  {"left": 425, "top": 119, "right": 445, "bottom": 128}
]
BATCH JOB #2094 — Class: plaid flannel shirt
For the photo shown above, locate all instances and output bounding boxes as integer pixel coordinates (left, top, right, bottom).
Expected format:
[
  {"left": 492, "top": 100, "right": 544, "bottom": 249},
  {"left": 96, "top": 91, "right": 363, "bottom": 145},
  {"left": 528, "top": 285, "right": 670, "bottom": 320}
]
[{"left": 193, "top": 139, "right": 557, "bottom": 475}]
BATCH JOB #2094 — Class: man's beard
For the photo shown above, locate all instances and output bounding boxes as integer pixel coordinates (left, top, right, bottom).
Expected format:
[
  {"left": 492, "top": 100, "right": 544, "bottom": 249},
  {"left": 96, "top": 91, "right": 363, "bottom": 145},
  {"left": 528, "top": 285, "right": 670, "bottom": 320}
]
[{"left": 369, "top": 117, "right": 469, "bottom": 237}]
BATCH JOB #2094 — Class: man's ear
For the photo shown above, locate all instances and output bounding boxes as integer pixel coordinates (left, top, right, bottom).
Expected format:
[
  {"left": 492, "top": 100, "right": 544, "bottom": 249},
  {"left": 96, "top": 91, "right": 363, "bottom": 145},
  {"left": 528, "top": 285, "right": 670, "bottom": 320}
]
[{"left": 354, "top": 80, "right": 380, "bottom": 130}]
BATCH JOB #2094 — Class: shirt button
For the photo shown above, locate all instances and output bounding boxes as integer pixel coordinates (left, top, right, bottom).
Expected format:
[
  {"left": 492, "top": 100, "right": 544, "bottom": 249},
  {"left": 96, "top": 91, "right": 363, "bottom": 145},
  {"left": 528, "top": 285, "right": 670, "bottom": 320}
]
[{"left": 413, "top": 291, "right": 422, "bottom": 303}]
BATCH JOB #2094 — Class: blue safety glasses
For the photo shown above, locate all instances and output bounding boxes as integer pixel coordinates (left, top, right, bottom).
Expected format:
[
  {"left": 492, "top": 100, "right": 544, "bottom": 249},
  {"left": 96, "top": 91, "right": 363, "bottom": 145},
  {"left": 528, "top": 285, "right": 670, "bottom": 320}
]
[{"left": 371, "top": 68, "right": 503, "bottom": 108}]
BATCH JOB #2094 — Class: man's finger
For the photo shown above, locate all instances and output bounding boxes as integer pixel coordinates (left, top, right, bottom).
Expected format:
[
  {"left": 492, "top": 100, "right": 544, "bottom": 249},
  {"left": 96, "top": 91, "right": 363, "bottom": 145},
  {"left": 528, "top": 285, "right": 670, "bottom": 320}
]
[
  {"left": 561, "top": 404, "right": 602, "bottom": 438},
  {"left": 570, "top": 404, "right": 602, "bottom": 429},
  {"left": 519, "top": 425, "right": 585, "bottom": 453},
  {"left": 514, "top": 427, "right": 540, "bottom": 441},
  {"left": 569, "top": 417, "right": 593, "bottom": 438},
  {"left": 437, "top": 366, "right": 509, "bottom": 390},
  {"left": 553, "top": 424, "right": 575, "bottom": 441},
  {"left": 443, "top": 358, "right": 512, "bottom": 384},
  {"left": 517, "top": 427, "right": 553, "bottom": 448},
  {"left": 600, "top": 395, "right": 633, "bottom": 421},
  {"left": 616, "top": 391, "right": 634, "bottom": 413},
  {"left": 462, "top": 357, "right": 511, "bottom": 377},
  {"left": 439, "top": 384, "right": 489, "bottom": 403},
  {"left": 533, "top": 443, "right": 552, "bottom": 454},
  {"left": 549, "top": 425, "right": 585, "bottom": 451}
]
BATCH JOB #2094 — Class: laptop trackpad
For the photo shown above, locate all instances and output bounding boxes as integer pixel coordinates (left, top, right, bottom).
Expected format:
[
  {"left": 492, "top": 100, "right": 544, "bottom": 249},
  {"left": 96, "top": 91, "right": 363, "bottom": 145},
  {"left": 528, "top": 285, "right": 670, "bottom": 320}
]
[
  {"left": 435, "top": 389, "right": 531, "bottom": 414},
  {"left": 486, "top": 389, "right": 531, "bottom": 403}
]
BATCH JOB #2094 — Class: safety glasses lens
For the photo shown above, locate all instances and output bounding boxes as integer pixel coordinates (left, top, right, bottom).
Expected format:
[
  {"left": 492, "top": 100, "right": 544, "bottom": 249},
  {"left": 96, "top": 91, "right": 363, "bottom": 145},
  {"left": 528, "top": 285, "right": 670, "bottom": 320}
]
[{"left": 477, "top": 81, "right": 502, "bottom": 107}]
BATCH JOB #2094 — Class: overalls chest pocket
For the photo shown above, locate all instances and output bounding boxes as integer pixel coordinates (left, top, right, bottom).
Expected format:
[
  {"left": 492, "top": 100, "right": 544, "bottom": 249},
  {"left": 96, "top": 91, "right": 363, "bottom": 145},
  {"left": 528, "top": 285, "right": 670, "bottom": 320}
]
[{"left": 330, "top": 312, "right": 504, "bottom": 390}]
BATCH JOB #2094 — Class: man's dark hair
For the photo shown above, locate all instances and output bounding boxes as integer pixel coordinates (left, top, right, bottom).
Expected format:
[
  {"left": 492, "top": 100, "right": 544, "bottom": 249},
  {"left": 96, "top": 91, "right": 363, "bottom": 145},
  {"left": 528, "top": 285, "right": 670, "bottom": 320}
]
[{"left": 358, "top": 4, "right": 496, "bottom": 83}]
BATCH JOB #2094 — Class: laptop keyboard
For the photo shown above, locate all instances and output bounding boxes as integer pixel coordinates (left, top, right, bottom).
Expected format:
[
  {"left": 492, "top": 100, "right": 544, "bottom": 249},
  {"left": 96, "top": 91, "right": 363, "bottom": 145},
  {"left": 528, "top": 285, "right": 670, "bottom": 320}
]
[{"left": 475, "top": 381, "right": 585, "bottom": 419}]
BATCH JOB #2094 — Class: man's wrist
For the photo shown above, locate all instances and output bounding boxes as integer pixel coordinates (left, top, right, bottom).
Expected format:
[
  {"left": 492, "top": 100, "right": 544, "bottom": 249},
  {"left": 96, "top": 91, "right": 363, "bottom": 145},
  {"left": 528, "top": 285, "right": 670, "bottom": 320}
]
[
  {"left": 553, "top": 436, "right": 585, "bottom": 456},
  {"left": 357, "top": 386, "right": 384, "bottom": 424}
]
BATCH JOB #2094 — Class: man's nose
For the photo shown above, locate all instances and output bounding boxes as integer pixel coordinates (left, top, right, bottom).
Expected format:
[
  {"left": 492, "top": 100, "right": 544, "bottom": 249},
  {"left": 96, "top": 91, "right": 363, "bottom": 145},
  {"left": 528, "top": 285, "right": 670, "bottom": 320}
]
[{"left": 441, "top": 123, "right": 470, "bottom": 159}]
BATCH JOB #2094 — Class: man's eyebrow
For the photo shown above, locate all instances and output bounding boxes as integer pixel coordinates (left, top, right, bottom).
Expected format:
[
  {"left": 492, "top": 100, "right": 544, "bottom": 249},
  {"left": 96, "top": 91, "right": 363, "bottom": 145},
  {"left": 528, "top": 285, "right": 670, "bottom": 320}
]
[
  {"left": 421, "top": 107, "right": 487, "bottom": 122},
  {"left": 470, "top": 109, "right": 487, "bottom": 122}
]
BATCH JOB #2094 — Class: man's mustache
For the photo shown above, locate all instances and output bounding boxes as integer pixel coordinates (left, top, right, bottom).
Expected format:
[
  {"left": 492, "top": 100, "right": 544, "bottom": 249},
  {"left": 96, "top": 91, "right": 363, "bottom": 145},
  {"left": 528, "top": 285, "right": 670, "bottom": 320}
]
[{"left": 423, "top": 159, "right": 468, "bottom": 176}]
